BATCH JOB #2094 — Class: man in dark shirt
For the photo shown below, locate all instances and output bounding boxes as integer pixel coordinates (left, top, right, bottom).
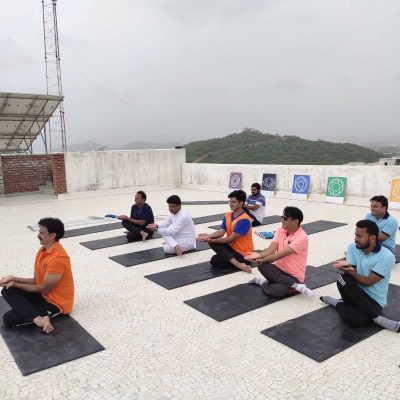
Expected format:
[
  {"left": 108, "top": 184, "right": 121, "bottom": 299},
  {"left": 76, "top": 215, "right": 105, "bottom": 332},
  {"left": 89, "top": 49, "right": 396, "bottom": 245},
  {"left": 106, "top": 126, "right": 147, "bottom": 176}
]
[{"left": 118, "top": 190, "right": 154, "bottom": 241}]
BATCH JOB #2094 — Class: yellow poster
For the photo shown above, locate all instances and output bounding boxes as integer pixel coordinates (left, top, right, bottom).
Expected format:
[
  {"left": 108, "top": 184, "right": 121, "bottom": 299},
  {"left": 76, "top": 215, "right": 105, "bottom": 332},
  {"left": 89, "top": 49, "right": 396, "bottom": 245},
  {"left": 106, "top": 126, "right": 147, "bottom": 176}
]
[{"left": 389, "top": 179, "right": 400, "bottom": 204}]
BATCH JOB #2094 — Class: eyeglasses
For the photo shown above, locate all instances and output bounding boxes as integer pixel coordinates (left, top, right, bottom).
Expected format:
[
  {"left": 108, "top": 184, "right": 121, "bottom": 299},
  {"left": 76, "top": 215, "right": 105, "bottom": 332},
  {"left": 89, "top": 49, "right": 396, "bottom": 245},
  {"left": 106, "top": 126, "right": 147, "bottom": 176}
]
[{"left": 280, "top": 215, "right": 289, "bottom": 221}]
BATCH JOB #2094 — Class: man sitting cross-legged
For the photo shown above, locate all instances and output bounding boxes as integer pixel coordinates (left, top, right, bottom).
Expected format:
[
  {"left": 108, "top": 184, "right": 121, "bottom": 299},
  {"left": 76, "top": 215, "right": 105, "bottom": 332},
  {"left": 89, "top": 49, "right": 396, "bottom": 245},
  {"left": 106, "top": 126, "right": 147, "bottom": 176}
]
[
  {"left": 0, "top": 218, "right": 74, "bottom": 333},
  {"left": 197, "top": 190, "right": 254, "bottom": 274},
  {"left": 365, "top": 195, "right": 398, "bottom": 254},
  {"left": 244, "top": 183, "right": 265, "bottom": 227},
  {"left": 147, "top": 195, "right": 196, "bottom": 256},
  {"left": 320, "top": 219, "right": 399, "bottom": 332},
  {"left": 245, "top": 206, "right": 313, "bottom": 297},
  {"left": 118, "top": 190, "right": 154, "bottom": 242}
]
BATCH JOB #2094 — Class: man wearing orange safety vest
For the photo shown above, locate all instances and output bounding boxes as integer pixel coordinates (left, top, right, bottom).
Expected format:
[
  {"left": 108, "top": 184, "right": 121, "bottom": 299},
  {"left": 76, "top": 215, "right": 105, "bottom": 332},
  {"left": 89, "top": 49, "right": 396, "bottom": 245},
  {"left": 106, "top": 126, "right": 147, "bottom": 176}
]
[{"left": 197, "top": 190, "right": 254, "bottom": 273}]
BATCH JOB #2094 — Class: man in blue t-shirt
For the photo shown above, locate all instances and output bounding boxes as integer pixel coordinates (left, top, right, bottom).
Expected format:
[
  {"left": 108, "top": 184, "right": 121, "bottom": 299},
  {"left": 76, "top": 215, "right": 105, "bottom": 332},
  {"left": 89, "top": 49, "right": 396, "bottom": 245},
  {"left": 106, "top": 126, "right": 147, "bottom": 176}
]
[
  {"left": 244, "top": 183, "right": 266, "bottom": 227},
  {"left": 320, "top": 220, "right": 399, "bottom": 332},
  {"left": 365, "top": 195, "right": 398, "bottom": 253},
  {"left": 118, "top": 190, "right": 154, "bottom": 241}
]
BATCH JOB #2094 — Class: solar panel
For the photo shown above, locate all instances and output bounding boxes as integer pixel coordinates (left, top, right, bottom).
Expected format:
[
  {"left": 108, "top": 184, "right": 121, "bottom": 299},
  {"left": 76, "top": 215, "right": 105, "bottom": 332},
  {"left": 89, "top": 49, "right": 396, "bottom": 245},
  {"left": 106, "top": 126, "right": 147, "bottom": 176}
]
[{"left": 0, "top": 92, "right": 63, "bottom": 153}]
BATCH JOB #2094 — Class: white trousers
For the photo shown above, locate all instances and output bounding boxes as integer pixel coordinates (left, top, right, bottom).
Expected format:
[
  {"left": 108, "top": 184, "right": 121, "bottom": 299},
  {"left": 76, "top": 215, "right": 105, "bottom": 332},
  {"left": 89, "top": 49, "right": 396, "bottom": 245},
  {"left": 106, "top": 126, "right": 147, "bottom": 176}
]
[{"left": 161, "top": 233, "right": 196, "bottom": 254}]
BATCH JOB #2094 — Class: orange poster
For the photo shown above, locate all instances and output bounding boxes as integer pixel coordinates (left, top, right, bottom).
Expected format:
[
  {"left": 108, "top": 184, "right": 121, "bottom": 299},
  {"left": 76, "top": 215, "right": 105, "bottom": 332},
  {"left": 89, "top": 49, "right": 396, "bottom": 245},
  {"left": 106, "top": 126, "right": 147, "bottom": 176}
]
[{"left": 389, "top": 179, "right": 400, "bottom": 209}]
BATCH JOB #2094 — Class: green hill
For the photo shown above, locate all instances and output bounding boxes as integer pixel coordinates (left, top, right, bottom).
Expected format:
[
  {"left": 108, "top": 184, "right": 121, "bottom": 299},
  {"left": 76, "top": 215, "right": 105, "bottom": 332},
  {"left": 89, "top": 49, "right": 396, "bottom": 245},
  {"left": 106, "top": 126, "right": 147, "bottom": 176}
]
[{"left": 185, "top": 129, "right": 384, "bottom": 165}]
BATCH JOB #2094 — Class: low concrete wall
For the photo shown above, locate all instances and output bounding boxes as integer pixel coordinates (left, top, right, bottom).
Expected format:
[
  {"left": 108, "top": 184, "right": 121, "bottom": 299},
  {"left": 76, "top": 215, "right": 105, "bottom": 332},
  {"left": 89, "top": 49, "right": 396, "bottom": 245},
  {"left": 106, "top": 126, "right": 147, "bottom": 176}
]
[
  {"left": 64, "top": 149, "right": 185, "bottom": 193},
  {"left": 182, "top": 163, "right": 400, "bottom": 201}
]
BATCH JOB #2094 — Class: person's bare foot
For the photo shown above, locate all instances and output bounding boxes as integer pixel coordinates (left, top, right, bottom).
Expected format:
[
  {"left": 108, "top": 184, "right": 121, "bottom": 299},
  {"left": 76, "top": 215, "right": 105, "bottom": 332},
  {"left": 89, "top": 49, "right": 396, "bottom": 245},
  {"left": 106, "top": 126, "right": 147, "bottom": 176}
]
[
  {"left": 238, "top": 262, "right": 252, "bottom": 273},
  {"left": 33, "top": 316, "right": 54, "bottom": 333},
  {"left": 175, "top": 244, "right": 183, "bottom": 256},
  {"left": 140, "top": 231, "right": 149, "bottom": 241}
]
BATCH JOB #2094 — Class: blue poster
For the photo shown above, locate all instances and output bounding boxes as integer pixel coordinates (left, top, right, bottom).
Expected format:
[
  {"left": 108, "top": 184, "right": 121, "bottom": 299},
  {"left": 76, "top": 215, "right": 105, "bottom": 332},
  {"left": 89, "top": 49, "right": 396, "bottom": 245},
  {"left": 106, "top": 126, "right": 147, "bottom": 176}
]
[
  {"left": 262, "top": 173, "right": 276, "bottom": 197},
  {"left": 292, "top": 175, "right": 310, "bottom": 199}
]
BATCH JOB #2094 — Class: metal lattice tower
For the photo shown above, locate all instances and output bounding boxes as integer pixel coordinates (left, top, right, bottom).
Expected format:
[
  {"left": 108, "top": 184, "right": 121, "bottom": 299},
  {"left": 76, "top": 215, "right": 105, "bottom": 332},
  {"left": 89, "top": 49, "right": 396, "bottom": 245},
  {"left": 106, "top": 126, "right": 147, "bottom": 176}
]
[{"left": 42, "top": 0, "right": 66, "bottom": 152}]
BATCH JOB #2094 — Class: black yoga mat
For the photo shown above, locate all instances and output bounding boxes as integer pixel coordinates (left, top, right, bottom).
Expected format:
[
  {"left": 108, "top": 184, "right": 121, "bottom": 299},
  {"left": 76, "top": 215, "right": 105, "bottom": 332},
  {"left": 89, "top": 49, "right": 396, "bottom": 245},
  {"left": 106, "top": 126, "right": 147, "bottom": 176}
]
[
  {"left": 0, "top": 297, "right": 105, "bottom": 376},
  {"left": 64, "top": 222, "right": 123, "bottom": 238},
  {"left": 211, "top": 219, "right": 347, "bottom": 234},
  {"left": 261, "top": 284, "right": 400, "bottom": 362},
  {"left": 193, "top": 214, "right": 225, "bottom": 224},
  {"left": 110, "top": 241, "right": 210, "bottom": 267},
  {"left": 321, "top": 245, "right": 398, "bottom": 264},
  {"left": 301, "top": 220, "right": 347, "bottom": 235},
  {"left": 80, "top": 233, "right": 161, "bottom": 250},
  {"left": 184, "top": 265, "right": 339, "bottom": 322},
  {"left": 182, "top": 201, "right": 227, "bottom": 205},
  {"left": 145, "top": 261, "right": 258, "bottom": 290},
  {"left": 80, "top": 214, "right": 225, "bottom": 250},
  {"left": 209, "top": 215, "right": 282, "bottom": 230}
]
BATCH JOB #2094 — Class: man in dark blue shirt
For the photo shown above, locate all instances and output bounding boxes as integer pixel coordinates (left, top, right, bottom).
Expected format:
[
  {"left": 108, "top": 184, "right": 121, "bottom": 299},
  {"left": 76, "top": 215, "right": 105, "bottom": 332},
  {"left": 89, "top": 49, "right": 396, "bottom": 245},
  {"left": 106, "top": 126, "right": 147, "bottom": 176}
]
[{"left": 118, "top": 190, "right": 154, "bottom": 241}]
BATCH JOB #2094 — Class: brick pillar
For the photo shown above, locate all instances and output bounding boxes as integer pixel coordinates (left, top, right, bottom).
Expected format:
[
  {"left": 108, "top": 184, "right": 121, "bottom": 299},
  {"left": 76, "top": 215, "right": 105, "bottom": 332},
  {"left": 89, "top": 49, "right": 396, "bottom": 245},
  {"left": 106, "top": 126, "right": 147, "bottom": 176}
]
[
  {"left": 0, "top": 157, "right": 4, "bottom": 195},
  {"left": 50, "top": 153, "right": 67, "bottom": 194}
]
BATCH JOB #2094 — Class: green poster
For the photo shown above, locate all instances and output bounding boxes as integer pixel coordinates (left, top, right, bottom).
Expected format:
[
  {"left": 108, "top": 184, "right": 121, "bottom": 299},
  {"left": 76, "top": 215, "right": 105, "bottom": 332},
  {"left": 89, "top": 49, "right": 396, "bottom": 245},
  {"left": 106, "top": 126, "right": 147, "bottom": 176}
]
[{"left": 325, "top": 176, "right": 347, "bottom": 204}]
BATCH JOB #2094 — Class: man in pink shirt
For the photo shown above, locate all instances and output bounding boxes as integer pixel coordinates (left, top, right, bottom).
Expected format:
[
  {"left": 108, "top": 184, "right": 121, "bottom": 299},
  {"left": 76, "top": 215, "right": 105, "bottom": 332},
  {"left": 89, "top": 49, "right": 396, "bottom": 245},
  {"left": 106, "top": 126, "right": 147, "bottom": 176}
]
[{"left": 245, "top": 206, "right": 313, "bottom": 298}]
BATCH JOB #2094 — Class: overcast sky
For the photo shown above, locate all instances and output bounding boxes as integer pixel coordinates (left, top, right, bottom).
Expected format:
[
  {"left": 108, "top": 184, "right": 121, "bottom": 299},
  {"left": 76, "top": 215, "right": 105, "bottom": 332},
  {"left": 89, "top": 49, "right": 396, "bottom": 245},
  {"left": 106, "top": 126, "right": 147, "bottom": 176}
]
[{"left": 1, "top": 0, "right": 400, "bottom": 148}]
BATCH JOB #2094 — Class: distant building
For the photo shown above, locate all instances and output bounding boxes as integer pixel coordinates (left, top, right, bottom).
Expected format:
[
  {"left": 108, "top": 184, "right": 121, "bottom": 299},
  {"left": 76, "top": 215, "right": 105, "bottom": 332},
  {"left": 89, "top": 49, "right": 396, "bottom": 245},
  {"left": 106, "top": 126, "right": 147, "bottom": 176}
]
[{"left": 379, "top": 157, "right": 400, "bottom": 166}]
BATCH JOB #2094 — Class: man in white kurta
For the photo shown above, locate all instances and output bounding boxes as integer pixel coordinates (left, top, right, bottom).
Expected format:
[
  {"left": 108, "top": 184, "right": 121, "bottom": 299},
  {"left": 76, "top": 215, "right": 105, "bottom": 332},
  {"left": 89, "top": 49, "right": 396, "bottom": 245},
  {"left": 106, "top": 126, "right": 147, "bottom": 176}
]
[{"left": 147, "top": 195, "right": 196, "bottom": 255}]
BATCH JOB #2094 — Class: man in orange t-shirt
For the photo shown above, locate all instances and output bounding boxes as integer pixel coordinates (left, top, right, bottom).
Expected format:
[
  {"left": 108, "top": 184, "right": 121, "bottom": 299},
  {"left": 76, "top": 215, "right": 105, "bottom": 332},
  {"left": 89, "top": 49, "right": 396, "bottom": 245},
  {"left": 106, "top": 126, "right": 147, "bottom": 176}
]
[
  {"left": 197, "top": 190, "right": 254, "bottom": 273},
  {"left": 246, "top": 206, "right": 313, "bottom": 298},
  {"left": 0, "top": 218, "right": 74, "bottom": 333}
]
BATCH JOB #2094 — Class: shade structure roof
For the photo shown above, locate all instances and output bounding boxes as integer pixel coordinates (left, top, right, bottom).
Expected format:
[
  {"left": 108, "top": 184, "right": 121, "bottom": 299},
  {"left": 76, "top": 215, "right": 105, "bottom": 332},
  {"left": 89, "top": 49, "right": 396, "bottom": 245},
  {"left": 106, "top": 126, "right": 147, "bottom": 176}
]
[{"left": 0, "top": 92, "right": 63, "bottom": 153}]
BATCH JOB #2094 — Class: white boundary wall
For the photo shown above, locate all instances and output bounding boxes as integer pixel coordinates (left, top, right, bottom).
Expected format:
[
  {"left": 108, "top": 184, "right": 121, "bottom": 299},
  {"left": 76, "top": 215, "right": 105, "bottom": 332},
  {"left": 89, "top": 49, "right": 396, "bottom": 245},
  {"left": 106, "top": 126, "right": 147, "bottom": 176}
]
[
  {"left": 63, "top": 150, "right": 400, "bottom": 205},
  {"left": 64, "top": 149, "right": 185, "bottom": 193},
  {"left": 182, "top": 163, "right": 400, "bottom": 204}
]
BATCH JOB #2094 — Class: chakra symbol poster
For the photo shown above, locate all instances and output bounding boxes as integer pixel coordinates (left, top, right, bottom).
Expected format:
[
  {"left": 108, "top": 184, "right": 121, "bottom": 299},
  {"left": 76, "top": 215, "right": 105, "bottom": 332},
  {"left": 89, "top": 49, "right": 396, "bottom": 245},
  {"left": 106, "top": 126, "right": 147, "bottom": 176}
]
[
  {"left": 292, "top": 175, "right": 310, "bottom": 199},
  {"left": 262, "top": 173, "right": 277, "bottom": 197},
  {"left": 229, "top": 172, "right": 243, "bottom": 189},
  {"left": 325, "top": 176, "right": 347, "bottom": 204}
]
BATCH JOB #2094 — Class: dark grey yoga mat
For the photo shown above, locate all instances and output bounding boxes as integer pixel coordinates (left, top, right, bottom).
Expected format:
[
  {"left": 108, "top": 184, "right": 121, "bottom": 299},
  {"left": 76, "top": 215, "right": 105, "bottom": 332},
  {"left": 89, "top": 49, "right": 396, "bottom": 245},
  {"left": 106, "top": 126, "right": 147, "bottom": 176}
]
[
  {"left": 145, "top": 260, "right": 258, "bottom": 290},
  {"left": 261, "top": 284, "right": 400, "bottom": 362},
  {"left": 210, "top": 219, "right": 348, "bottom": 234},
  {"left": 80, "top": 233, "right": 161, "bottom": 250},
  {"left": 193, "top": 214, "right": 225, "bottom": 224},
  {"left": 183, "top": 265, "right": 339, "bottom": 322},
  {"left": 64, "top": 221, "right": 123, "bottom": 238},
  {"left": 109, "top": 241, "right": 211, "bottom": 267},
  {"left": 67, "top": 214, "right": 226, "bottom": 239},
  {"left": 0, "top": 297, "right": 105, "bottom": 376},
  {"left": 209, "top": 215, "right": 282, "bottom": 230},
  {"left": 182, "top": 201, "right": 227, "bottom": 205},
  {"left": 301, "top": 220, "right": 347, "bottom": 235},
  {"left": 319, "top": 245, "right": 397, "bottom": 264},
  {"left": 80, "top": 214, "right": 225, "bottom": 250}
]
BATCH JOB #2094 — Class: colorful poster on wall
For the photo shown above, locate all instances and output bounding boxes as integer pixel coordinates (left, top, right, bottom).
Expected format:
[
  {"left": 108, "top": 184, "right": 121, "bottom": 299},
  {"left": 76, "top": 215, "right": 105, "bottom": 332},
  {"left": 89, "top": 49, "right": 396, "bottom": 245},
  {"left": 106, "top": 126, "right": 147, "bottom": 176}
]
[
  {"left": 325, "top": 176, "right": 347, "bottom": 204},
  {"left": 262, "top": 173, "right": 277, "bottom": 197},
  {"left": 291, "top": 175, "right": 310, "bottom": 200},
  {"left": 389, "top": 178, "right": 400, "bottom": 210},
  {"left": 229, "top": 172, "right": 243, "bottom": 189}
]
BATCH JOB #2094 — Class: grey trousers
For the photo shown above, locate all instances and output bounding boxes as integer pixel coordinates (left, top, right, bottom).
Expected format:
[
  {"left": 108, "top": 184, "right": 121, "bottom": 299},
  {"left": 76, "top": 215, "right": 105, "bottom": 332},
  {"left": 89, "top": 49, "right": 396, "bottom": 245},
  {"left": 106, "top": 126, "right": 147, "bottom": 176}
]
[{"left": 258, "top": 262, "right": 299, "bottom": 298}]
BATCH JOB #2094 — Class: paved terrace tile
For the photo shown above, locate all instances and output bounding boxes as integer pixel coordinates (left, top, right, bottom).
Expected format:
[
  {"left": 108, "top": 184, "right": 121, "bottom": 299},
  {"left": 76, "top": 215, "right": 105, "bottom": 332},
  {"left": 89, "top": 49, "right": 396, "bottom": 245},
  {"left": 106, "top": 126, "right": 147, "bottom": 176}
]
[{"left": 0, "top": 188, "right": 399, "bottom": 400}]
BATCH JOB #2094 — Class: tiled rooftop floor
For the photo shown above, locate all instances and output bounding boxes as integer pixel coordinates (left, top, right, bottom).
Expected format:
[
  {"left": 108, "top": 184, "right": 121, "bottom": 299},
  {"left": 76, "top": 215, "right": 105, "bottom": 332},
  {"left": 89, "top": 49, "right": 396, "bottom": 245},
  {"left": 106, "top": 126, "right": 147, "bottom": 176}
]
[{"left": 0, "top": 188, "right": 399, "bottom": 400}]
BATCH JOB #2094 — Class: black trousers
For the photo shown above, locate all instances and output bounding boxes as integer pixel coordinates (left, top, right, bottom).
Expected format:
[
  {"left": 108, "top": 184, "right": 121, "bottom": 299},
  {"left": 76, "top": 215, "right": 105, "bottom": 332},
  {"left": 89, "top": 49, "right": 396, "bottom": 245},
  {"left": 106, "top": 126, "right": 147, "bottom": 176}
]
[
  {"left": 1, "top": 287, "right": 60, "bottom": 327},
  {"left": 258, "top": 263, "right": 299, "bottom": 298},
  {"left": 335, "top": 274, "right": 382, "bottom": 327},
  {"left": 209, "top": 243, "right": 249, "bottom": 268},
  {"left": 243, "top": 208, "right": 261, "bottom": 227},
  {"left": 122, "top": 220, "right": 153, "bottom": 242}
]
